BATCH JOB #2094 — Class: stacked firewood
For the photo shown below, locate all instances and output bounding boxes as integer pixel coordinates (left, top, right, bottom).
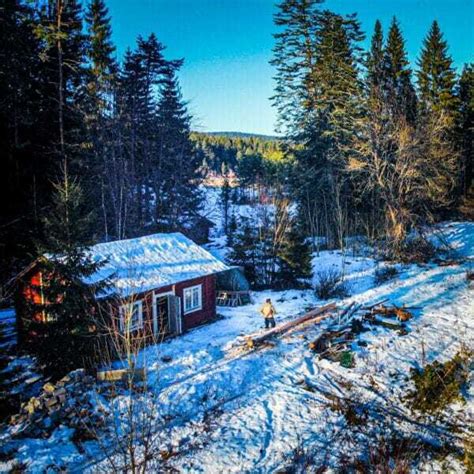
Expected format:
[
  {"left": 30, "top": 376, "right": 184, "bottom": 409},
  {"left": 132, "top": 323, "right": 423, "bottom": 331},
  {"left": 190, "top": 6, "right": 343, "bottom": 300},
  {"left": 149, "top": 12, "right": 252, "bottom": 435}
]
[{"left": 9, "top": 369, "right": 105, "bottom": 441}]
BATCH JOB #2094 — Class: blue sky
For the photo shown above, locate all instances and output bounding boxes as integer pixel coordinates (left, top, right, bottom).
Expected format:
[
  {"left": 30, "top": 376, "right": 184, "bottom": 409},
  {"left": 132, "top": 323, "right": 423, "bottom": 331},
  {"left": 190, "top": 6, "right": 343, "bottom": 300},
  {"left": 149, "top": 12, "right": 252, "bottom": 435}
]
[{"left": 107, "top": 0, "right": 474, "bottom": 135}]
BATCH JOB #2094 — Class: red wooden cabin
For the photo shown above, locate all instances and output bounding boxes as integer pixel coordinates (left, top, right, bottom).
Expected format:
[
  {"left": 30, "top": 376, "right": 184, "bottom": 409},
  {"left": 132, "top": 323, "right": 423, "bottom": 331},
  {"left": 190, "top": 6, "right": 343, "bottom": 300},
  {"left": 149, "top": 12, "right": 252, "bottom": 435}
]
[{"left": 15, "top": 233, "right": 231, "bottom": 344}]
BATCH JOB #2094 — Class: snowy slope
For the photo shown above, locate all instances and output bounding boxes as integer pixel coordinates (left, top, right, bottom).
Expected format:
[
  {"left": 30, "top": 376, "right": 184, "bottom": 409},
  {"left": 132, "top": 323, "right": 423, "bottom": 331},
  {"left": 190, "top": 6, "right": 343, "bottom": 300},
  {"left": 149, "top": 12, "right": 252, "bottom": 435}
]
[{"left": 1, "top": 222, "right": 472, "bottom": 472}]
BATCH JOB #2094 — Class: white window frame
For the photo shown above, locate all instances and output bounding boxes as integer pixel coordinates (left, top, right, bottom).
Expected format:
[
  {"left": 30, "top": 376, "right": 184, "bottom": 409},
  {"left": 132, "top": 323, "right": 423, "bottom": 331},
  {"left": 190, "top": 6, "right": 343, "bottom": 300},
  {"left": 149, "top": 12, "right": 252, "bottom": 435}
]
[
  {"left": 183, "top": 284, "right": 202, "bottom": 315},
  {"left": 119, "top": 300, "right": 143, "bottom": 332}
]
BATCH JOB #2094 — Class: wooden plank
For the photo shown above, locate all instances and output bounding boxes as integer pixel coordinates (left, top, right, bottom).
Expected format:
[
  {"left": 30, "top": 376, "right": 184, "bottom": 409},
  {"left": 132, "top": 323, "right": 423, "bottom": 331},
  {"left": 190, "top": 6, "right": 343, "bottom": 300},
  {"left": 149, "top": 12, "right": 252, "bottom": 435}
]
[
  {"left": 97, "top": 368, "right": 146, "bottom": 382},
  {"left": 245, "top": 303, "right": 336, "bottom": 348}
]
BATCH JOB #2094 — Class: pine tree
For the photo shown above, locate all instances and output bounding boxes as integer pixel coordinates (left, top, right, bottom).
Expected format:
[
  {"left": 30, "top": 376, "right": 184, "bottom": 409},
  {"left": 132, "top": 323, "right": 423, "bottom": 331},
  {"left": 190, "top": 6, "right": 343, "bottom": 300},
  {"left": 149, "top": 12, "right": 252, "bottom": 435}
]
[
  {"left": 227, "top": 212, "right": 238, "bottom": 248},
  {"left": 116, "top": 35, "right": 167, "bottom": 233},
  {"left": 384, "top": 17, "right": 417, "bottom": 122},
  {"left": 276, "top": 220, "right": 312, "bottom": 288},
  {"left": 31, "top": 169, "right": 107, "bottom": 376},
  {"left": 221, "top": 163, "right": 231, "bottom": 235},
  {"left": 458, "top": 64, "right": 474, "bottom": 196},
  {"left": 85, "top": 0, "right": 116, "bottom": 108},
  {"left": 154, "top": 66, "right": 201, "bottom": 229},
  {"left": 290, "top": 10, "right": 365, "bottom": 245},
  {"left": 270, "top": 0, "right": 324, "bottom": 137},
  {"left": 0, "top": 0, "right": 47, "bottom": 276},
  {"left": 85, "top": 0, "right": 117, "bottom": 240},
  {"left": 228, "top": 219, "right": 259, "bottom": 287},
  {"left": 367, "top": 20, "right": 386, "bottom": 110},
  {"left": 417, "top": 21, "right": 458, "bottom": 122},
  {"left": 35, "top": 0, "right": 90, "bottom": 176}
]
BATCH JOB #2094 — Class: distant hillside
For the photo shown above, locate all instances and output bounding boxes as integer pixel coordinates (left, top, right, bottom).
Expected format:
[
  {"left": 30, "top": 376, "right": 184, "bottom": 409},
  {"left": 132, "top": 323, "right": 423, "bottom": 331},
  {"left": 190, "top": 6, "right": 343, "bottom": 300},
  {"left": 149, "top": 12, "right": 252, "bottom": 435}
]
[
  {"left": 191, "top": 131, "right": 283, "bottom": 175},
  {"left": 200, "top": 131, "right": 281, "bottom": 141}
]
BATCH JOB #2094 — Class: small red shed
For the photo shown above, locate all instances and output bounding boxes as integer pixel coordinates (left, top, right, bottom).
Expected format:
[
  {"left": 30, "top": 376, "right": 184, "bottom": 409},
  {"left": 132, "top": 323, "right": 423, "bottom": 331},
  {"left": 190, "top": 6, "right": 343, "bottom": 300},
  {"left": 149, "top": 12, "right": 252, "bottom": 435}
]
[{"left": 16, "top": 233, "right": 231, "bottom": 342}]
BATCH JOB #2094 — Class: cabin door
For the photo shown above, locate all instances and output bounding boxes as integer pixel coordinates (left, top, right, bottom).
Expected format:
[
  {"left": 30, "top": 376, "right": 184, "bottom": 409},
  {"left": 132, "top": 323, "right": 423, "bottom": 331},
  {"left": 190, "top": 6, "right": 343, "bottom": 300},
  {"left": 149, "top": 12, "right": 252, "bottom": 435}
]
[
  {"left": 152, "top": 292, "right": 172, "bottom": 339},
  {"left": 153, "top": 292, "right": 182, "bottom": 337},
  {"left": 168, "top": 295, "right": 183, "bottom": 335}
]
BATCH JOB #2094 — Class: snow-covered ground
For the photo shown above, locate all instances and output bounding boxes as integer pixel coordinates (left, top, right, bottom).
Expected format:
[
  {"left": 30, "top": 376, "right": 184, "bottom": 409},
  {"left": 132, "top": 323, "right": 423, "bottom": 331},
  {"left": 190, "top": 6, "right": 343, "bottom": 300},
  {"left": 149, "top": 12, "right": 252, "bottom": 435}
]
[
  {"left": 1, "top": 221, "right": 473, "bottom": 472},
  {"left": 201, "top": 185, "right": 280, "bottom": 261}
]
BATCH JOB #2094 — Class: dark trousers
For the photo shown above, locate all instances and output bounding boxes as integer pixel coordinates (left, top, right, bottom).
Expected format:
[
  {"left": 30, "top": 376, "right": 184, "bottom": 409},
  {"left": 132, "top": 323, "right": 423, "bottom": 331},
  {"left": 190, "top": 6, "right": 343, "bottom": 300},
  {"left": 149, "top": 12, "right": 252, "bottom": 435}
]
[{"left": 265, "top": 317, "right": 276, "bottom": 329}]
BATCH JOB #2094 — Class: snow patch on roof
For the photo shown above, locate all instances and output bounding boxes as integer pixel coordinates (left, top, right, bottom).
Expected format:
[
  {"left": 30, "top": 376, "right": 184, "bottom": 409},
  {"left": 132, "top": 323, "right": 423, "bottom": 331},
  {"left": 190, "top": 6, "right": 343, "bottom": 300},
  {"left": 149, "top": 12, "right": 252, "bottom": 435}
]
[{"left": 86, "top": 232, "right": 229, "bottom": 297}]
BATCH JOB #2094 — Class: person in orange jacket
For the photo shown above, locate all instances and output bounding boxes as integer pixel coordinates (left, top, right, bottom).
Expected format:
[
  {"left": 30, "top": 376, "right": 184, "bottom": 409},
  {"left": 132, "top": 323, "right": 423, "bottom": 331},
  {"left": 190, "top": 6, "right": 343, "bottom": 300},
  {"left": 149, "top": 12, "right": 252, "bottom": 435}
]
[{"left": 260, "top": 298, "right": 277, "bottom": 329}]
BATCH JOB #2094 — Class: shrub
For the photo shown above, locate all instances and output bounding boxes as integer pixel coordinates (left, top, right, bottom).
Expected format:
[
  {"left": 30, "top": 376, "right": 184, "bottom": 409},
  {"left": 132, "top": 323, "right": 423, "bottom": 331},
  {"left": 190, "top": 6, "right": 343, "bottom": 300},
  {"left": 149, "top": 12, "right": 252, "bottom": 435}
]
[
  {"left": 356, "top": 436, "right": 419, "bottom": 474},
  {"left": 397, "top": 236, "right": 437, "bottom": 263},
  {"left": 408, "top": 349, "right": 472, "bottom": 413},
  {"left": 374, "top": 265, "right": 399, "bottom": 285},
  {"left": 314, "top": 269, "right": 350, "bottom": 299}
]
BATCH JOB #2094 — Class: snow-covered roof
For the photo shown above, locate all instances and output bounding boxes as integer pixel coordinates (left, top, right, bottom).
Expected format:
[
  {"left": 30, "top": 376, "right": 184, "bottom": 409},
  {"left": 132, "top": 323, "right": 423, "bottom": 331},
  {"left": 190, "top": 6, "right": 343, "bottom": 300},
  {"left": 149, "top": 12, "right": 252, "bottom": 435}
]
[{"left": 85, "top": 232, "right": 230, "bottom": 297}]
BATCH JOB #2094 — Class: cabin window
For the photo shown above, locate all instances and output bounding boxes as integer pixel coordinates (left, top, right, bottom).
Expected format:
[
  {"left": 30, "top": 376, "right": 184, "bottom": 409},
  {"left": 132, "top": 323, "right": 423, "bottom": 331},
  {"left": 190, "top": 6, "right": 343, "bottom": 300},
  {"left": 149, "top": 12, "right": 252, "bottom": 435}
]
[
  {"left": 119, "top": 300, "right": 143, "bottom": 332},
  {"left": 183, "top": 284, "right": 202, "bottom": 314}
]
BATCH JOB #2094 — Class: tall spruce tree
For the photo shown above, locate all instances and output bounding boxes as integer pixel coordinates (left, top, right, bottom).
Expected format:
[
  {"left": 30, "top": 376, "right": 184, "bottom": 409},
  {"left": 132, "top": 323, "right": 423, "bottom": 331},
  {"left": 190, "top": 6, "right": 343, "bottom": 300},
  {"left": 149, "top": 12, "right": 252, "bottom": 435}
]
[
  {"left": 85, "top": 0, "right": 117, "bottom": 240},
  {"left": 31, "top": 169, "right": 107, "bottom": 376},
  {"left": 0, "top": 0, "right": 48, "bottom": 276},
  {"left": 271, "top": 0, "right": 324, "bottom": 137},
  {"left": 290, "top": 10, "right": 365, "bottom": 246},
  {"left": 276, "top": 219, "right": 312, "bottom": 288},
  {"left": 358, "top": 20, "right": 390, "bottom": 236},
  {"left": 154, "top": 67, "right": 201, "bottom": 229},
  {"left": 384, "top": 17, "right": 417, "bottom": 122},
  {"left": 116, "top": 35, "right": 168, "bottom": 234},
  {"left": 228, "top": 219, "right": 259, "bottom": 287},
  {"left": 417, "top": 21, "right": 458, "bottom": 122},
  {"left": 367, "top": 20, "right": 386, "bottom": 109},
  {"left": 85, "top": 0, "right": 116, "bottom": 108},
  {"left": 416, "top": 21, "right": 460, "bottom": 208},
  {"left": 221, "top": 163, "right": 231, "bottom": 235},
  {"left": 35, "top": 0, "right": 90, "bottom": 183},
  {"left": 458, "top": 64, "right": 474, "bottom": 196}
]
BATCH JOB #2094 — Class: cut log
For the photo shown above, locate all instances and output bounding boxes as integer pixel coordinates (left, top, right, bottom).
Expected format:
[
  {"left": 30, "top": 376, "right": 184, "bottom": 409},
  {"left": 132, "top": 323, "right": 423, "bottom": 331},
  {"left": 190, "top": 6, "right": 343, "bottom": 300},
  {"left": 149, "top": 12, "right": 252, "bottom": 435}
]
[
  {"left": 369, "top": 304, "right": 413, "bottom": 322},
  {"left": 97, "top": 368, "right": 146, "bottom": 382},
  {"left": 246, "top": 303, "right": 336, "bottom": 348}
]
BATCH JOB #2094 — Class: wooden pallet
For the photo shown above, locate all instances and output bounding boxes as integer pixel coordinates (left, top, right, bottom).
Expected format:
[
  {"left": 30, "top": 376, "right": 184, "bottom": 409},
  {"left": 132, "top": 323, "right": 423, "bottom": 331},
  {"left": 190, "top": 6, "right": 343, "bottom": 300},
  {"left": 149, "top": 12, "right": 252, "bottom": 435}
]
[{"left": 216, "top": 290, "right": 252, "bottom": 307}]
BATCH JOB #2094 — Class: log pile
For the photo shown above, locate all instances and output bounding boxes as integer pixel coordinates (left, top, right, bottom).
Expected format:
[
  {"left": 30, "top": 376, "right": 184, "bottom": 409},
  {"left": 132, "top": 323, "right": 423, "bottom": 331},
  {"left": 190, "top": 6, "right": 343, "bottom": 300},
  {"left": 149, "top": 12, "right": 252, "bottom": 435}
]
[
  {"left": 245, "top": 303, "right": 336, "bottom": 348},
  {"left": 9, "top": 369, "right": 106, "bottom": 441},
  {"left": 308, "top": 300, "right": 416, "bottom": 364}
]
